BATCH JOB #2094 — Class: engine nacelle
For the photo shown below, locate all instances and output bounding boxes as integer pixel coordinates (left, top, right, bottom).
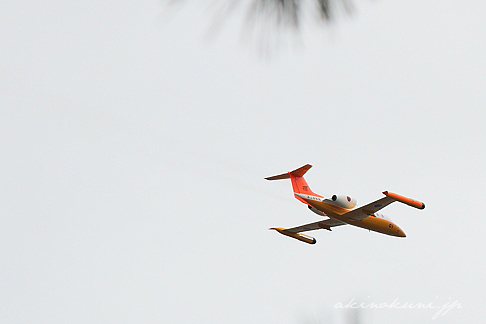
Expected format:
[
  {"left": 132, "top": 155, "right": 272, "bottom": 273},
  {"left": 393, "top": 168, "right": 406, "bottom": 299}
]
[
  {"left": 308, "top": 205, "right": 326, "bottom": 216},
  {"left": 331, "top": 195, "right": 357, "bottom": 209}
]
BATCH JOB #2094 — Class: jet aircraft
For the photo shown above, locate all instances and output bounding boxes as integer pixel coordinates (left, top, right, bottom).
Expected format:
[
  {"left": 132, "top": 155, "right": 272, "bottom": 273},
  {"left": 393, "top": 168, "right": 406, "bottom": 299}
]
[{"left": 266, "top": 164, "right": 425, "bottom": 244}]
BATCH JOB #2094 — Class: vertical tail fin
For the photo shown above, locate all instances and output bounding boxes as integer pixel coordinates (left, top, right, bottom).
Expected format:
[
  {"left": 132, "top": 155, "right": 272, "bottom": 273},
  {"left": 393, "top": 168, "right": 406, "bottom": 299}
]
[
  {"left": 288, "top": 164, "right": 314, "bottom": 193},
  {"left": 265, "top": 164, "right": 323, "bottom": 203}
]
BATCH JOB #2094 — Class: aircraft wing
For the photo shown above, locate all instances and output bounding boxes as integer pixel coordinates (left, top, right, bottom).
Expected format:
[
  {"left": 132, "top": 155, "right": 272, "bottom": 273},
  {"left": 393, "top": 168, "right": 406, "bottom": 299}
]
[
  {"left": 270, "top": 218, "right": 346, "bottom": 244},
  {"left": 341, "top": 191, "right": 425, "bottom": 221},
  {"left": 341, "top": 196, "right": 396, "bottom": 221},
  {"left": 285, "top": 218, "right": 346, "bottom": 233}
]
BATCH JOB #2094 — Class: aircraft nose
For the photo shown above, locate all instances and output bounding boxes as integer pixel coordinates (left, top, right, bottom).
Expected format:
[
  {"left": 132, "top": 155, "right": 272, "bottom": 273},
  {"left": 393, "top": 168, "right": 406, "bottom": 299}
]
[{"left": 397, "top": 228, "right": 406, "bottom": 238}]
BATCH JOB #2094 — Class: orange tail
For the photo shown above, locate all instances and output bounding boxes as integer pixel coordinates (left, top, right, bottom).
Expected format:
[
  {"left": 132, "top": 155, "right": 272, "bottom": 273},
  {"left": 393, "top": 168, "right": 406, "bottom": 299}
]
[{"left": 265, "top": 164, "right": 323, "bottom": 205}]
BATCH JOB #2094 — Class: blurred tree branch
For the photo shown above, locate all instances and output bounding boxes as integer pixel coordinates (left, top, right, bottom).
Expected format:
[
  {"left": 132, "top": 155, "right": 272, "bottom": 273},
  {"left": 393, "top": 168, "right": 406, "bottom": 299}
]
[
  {"left": 168, "top": 0, "right": 355, "bottom": 29},
  {"left": 165, "top": 0, "right": 356, "bottom": 55},
  {"left": 246, "top": 0, "right": 354, "bottom": 27}
]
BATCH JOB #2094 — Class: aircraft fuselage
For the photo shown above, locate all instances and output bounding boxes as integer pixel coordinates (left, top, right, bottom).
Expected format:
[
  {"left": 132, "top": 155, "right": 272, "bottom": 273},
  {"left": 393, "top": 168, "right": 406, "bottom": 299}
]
[{"left": 300, "top": 195, "right": 406, "bottom": 237}]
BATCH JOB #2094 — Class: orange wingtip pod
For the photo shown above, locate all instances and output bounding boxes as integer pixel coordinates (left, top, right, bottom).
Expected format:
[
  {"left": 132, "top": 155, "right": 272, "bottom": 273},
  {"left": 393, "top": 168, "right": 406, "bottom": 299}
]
[
  {"left": 270, "top": 228, "right": 317, "bottom": 244},
  {"left": 383, "top": 191, "right": 425, "bottom": 209}
]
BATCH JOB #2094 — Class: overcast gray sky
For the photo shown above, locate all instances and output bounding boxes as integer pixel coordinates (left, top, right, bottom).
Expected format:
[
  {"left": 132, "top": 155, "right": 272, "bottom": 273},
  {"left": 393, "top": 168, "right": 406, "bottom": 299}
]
[{"left": 1, "top": 1, "right": 485, "bottom": 323}]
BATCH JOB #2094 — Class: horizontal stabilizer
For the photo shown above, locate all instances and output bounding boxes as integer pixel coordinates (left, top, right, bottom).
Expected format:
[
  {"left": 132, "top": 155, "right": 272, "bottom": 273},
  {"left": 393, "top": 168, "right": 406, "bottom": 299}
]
[
  {"left": 265, "top": 164, "right": 312, "bottom": 180},
  {"left": 265, "top": 173, "right": 290, "bottom": 180}
]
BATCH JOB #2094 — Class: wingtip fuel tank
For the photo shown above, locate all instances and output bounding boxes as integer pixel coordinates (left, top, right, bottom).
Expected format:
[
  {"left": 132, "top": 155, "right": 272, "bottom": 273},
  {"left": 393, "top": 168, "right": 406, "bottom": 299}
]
[
  {"left": 270, "top": 228, "right": 316, "bottom": 244},
  {"left": 383, "top": 191, "right": 425, "bottom": 209}
]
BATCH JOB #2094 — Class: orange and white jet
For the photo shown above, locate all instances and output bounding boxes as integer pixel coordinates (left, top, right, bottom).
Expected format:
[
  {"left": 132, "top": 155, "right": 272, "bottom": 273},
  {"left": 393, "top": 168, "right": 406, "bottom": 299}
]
[{"left": 266, "top": 164, "right": 425, "bottom": 244}]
